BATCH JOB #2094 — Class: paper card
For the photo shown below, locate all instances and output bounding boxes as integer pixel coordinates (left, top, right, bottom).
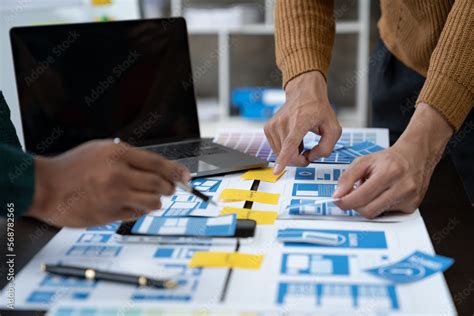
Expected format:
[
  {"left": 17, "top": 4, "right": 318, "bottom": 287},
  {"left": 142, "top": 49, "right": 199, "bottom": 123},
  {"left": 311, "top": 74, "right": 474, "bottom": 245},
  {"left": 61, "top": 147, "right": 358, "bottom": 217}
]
[
  {"left": 241, "top": 168, "right": 286, "bottom": 183},
  {"left": 277, "top": 228, "right": 388, "bottom": 249},
  {"left": 220, "top": 189, "right": 280, "bottom": 204},
  {"left": 131, "top": 214, "right": 237, "bottom": 237},
  {"left": 365, "top": 251, "right": 454, "bottom": 283},
  {"left": 220, "top": 207, "right": 278, "bottom": 225},
  {"left": 336, "top": 141, "right": 384, "bottom": 160},
  {"left": 189, "top": 252, "right": 264, "bottom": 270}
]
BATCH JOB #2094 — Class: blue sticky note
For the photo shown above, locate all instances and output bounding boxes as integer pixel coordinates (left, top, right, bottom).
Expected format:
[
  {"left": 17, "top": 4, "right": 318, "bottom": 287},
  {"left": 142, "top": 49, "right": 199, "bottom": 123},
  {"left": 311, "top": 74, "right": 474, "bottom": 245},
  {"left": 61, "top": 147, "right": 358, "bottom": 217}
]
[
  {"left": 131, "top": 214, "right": 237, "bottom": 237},
  {"left": 366, "top": 251, "right": 454, "bottom": 283}
]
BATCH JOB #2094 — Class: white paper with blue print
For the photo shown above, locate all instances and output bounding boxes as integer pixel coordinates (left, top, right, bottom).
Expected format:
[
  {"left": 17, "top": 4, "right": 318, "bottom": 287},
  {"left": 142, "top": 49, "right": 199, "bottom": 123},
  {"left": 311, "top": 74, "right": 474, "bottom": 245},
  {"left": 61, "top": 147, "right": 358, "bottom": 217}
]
[
  {"left": 253, "top": 163, "right": 421, "bottom": 223},
  {"left": 225, "top": 216, "right": 455, "bottom": 315},
  {"left": 213, "top": 127, "right": 390, "bottom": 164},
  {"left": 0, "top": 129, "right": 456, "bottom": 315},
  {"left": 0, "top": 173, "right": 244, "bottom": 310},
  {"left": 148, "top": 174, "right": 251, "bottom": 218},
  {"left": 0, "top": 222, "right": 236, "bottom": 310}
]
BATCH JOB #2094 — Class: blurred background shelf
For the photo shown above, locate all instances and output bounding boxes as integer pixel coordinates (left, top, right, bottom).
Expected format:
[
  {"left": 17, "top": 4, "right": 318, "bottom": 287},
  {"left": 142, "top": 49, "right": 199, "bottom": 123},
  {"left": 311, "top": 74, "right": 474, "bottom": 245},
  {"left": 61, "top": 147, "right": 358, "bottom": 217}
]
[
  {"left": 1, "top": 0, "right": 381, "bottom": 145},
  {"left": 145, "top": 0, "right": 372, "bottom": 127}
]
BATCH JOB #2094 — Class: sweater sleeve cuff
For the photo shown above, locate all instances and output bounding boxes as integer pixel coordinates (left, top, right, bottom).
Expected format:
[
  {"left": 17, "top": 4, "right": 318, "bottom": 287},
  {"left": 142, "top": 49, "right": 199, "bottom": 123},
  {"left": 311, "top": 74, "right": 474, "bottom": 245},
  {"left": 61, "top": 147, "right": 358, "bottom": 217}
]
[
  {"left": 279, "top": 47, "right": 330, "bottom": 88},
  {"left": 416, "top": 71, "right": 473, "bottom": 131},
  {"left": 0, "top": 145, "right": 35, "bottom": 217}
]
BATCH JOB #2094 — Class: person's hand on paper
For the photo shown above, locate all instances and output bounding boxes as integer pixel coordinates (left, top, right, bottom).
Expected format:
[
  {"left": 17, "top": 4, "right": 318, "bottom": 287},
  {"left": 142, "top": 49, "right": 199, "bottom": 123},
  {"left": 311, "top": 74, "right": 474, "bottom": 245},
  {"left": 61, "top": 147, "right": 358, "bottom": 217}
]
[
  {"left": 26, "top": 140, "right": 191, "bottom": 227},
  {"left": 264, "top": 71, "right": 342, "bottom": 175},
  {"left": 334, "top": 103, "right": 453, "bottom": 218}
]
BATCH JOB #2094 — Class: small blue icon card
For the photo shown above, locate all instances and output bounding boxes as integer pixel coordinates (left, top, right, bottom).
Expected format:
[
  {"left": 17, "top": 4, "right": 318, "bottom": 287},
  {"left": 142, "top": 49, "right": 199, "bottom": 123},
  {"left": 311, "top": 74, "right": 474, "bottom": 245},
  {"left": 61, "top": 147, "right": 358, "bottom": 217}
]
[
  {"left": 336, "top": 141, "right": 384, "bottom": 160},
  {"left": 365, "top": 251, "right": 454, "bottom": 283},
  {"left": 277, "top": 228, "right": 387, "bottom": 249}
]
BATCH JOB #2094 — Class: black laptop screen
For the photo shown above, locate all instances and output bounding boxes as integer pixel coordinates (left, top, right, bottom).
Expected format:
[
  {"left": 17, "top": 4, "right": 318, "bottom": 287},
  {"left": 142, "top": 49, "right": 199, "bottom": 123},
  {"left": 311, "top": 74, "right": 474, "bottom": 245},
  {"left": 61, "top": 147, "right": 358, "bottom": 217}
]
[{"left": 10, "top": 18, "right": 200, "bottom": 154}]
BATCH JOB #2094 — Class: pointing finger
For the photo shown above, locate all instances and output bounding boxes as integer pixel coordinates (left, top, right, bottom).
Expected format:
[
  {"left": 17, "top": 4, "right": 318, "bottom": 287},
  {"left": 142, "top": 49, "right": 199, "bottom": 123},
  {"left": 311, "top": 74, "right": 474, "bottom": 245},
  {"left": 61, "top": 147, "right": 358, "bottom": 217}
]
[{"left": 274, "top": 131, "right": 307, "bottom": 174}]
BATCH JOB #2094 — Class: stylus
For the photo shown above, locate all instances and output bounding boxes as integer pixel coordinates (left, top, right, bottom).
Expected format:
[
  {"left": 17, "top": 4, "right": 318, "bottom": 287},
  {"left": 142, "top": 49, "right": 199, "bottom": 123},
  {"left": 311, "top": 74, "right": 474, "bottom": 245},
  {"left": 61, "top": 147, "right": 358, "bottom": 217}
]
[
  {"left": 285, "top": 198, "right": 341, "bottom": 209},
  {"left": 176, "top": 182, "right": 219, "bottom": 206}
]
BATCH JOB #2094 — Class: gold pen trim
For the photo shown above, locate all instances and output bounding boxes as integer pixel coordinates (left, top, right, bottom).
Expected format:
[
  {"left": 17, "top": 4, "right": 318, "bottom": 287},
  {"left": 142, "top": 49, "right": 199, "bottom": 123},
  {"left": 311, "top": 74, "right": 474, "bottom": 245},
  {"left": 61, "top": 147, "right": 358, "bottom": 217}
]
[
  {"left": 138, "top": 276, "right": 148, "bottom": 286},
  {"left": 85, "top": 268, "right": 96, "bottom": 280},
  {"left": 165, "top": 280, "right": 178, "bottom": 289}
]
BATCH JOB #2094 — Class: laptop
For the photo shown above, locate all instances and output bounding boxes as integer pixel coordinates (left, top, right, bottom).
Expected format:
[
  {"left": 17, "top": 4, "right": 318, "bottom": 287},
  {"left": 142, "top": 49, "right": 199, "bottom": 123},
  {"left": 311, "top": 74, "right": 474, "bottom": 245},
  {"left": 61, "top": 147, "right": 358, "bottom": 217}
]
[{"left": 10, "top": 18, "right": 267, "bottom": 177}]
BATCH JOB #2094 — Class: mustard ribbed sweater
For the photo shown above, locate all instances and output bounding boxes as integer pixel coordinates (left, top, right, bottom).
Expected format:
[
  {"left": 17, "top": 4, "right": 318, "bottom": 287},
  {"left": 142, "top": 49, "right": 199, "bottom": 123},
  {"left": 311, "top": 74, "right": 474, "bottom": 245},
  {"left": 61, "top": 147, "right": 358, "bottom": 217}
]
[{"left": 275, "top": 0, "right": 473, "bottom": 130}]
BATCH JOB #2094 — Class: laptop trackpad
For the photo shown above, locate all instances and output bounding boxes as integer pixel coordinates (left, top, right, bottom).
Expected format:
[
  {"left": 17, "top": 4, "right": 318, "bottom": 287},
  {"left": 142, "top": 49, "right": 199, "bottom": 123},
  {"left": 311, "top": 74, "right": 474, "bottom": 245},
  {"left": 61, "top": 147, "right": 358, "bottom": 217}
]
[{"left": 176, "top": 158, "right": 219, "bottom": 173}]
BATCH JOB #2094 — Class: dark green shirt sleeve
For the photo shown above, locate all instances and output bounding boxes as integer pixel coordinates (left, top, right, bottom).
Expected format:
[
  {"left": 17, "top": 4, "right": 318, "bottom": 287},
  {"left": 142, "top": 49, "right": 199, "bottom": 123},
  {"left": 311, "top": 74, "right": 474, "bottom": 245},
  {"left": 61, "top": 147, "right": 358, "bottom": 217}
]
[{"left": 0, "top": 91, "right": 35, "bottom": 217}]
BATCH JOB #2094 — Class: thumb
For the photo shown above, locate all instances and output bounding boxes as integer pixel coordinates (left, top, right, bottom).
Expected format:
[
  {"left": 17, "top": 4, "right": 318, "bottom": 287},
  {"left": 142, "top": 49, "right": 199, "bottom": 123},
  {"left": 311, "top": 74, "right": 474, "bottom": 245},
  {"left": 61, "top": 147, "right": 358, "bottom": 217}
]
[
  {"left": 305, "top": 127, "right": 340, "bottom": 161},
  {"left": 172, "top": 163, "right": 192, "bottom": 183}
]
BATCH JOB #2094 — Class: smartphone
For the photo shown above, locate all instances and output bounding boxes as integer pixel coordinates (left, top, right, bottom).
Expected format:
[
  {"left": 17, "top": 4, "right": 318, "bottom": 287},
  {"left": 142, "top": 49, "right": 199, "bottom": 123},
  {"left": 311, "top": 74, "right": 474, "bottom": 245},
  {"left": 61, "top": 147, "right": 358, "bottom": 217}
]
[{"left": 115, "top": 219, "right": 257, "bottom": 245}]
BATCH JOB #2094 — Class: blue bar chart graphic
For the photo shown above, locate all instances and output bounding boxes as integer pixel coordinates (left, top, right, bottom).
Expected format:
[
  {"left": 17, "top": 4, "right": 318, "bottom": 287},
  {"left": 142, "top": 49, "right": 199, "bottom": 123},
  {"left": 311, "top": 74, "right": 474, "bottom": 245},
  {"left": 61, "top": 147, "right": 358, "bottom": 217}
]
[
  {"left": 65, "top": 245, "right": 122, "bottom": 257},
  {"left": 154, "top": 247, "right": 209, "bottom": 260},
  {"left": 295, "top": 167, "right": 345, "bottom": 181},
  {"left": 27, "top": 291, "right": 89, "bottom": 304},
  {"left": 276, "top": 282, "right": 399, "bottom": 311}
]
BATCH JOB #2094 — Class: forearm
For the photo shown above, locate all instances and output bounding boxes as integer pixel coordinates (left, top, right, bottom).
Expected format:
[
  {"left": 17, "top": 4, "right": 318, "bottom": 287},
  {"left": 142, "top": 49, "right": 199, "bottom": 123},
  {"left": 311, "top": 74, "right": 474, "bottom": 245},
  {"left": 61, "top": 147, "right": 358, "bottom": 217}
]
[
  {"left": 397, "top": 103, "right": 453, "bottom": 164},
  {"left": 275, "top": 0, "right": 335, "bottom": 86},
  {"left": 416, "top": 0, "right": 473, "bottom": 131},
  {"left": 0, "top": 145, "right": 35, "bottom": 217}
]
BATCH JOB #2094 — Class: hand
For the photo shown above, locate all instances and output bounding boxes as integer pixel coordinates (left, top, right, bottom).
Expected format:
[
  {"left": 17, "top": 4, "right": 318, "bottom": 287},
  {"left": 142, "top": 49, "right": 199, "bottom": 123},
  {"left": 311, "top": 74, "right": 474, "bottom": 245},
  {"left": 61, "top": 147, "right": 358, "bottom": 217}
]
[
  {"left": 264, "top": 71, "right": 342, "bottom": 174},
  {"left": 26, "top": 140, "right": 191, "bottom": 227},
  {"left": 334, "top": 103, "right": 453, "bottom": 218}
]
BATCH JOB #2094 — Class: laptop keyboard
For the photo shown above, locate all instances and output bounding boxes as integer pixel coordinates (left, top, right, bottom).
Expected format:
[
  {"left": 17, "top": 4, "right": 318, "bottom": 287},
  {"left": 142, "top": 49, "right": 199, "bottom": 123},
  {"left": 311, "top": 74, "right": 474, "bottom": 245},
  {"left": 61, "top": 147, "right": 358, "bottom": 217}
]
[{"left": 148, "top": 139, "right": 229, "bottom": 159}]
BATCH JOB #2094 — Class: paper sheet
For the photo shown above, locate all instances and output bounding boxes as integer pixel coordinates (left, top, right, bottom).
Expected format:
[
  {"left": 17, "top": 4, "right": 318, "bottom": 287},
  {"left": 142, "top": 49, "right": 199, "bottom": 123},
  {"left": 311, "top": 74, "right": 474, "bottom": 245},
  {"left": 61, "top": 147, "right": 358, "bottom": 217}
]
[
  {"left": 213, "top": 128, "right": 390, "bottom": 164},
  {"left": 1, "top": 225, "right": 236, "bottom": 309},
  {"left": 44, "top": 302, "right": 295, "bottom": 316},
  {"left": 226, "top": 218, "right": 455, "bottom": 314},
  {"left": 150, "top": 174, "right": 251, "bottom": 218},
  {"left": 1, "top": 129, "right": 456, "bottom": 315},
  {"left": 252, "top": 163, "right": 420, "bottom": 223},
  {"left": 1, "top": 174, "right": 243, "bottom": 310}
]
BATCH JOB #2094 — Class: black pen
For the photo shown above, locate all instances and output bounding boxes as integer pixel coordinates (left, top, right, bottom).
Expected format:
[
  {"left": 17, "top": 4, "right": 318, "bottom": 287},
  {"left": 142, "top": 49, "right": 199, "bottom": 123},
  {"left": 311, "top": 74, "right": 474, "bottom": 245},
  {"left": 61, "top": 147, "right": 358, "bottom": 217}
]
[
  {"left": 41, "top": 264, "right": 178, "bottom": 289},
  {"left": 176, "top": 182, "right": 219, "bottom": 206}
]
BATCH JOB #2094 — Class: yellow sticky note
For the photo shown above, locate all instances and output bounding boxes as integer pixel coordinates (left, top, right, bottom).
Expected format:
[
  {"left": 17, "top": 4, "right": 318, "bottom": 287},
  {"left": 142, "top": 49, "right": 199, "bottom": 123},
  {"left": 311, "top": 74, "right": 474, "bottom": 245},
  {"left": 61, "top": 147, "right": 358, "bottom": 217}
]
[
  {"left": 91, "top": 0, "right": 112, "bottom": 6},
  {"left": 241, "top": 168, "right": 286, "bottom": 183},
  {"left": 220, "top": 207, "right": 278, "bottom": 225},
  {"left": 189, "top": 252, "right": 264, "bottom": 270},
  {"left": 220, "top": 189, "right": 280, "bottom": 205}
]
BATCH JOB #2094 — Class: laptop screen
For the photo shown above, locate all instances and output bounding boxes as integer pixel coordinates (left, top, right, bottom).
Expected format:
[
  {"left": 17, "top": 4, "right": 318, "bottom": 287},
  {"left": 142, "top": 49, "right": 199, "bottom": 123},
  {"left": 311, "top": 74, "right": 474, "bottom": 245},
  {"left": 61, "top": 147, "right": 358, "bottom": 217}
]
[{"left": 10, "top": 18, "right": 200, "bottom": 155}]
